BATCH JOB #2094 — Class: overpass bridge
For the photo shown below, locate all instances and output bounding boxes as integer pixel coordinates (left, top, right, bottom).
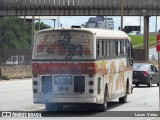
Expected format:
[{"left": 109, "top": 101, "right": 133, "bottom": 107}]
[
  {"left": 0, "top": 0, "right": 160, "bottom": 16},
  {"left": 0, "top": 0, "right": 159, "bottom": 61}
]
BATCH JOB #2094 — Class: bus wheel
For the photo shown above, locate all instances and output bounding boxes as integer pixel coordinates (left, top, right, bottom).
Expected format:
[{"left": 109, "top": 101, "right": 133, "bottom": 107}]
[
  {"left": 119, "top": 94, "right": 127, "bottom": 103},
  {"left": 119, "top": 85, "right": 128, "bottom": 103},
  {"left": 45, "top": 103, "right": 63, "bottom": 111},
  {"left": 98, "top": 89, "right": 108, "bottom": 112}
]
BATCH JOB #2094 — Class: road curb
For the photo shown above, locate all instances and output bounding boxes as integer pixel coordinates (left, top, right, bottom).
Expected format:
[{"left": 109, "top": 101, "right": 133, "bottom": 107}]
[{"left": 146, "top": 117, "right": 160, "bottom": 120}]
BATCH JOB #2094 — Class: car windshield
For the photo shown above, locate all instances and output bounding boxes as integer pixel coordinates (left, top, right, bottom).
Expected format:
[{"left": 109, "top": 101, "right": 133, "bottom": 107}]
[
  {"left": 33, "top": 30, "right": 93, "bottom": 60},
  {"left": 133, "top": 64, "right": 149, "bottom": 71}
]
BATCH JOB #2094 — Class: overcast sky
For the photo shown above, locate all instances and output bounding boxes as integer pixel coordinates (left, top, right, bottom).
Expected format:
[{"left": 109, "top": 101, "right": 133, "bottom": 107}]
[{"left": 42, "top": 16, "right": 160, "bottom": 33}]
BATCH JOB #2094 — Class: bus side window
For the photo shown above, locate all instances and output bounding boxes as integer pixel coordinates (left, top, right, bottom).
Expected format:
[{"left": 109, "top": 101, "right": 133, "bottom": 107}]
[
  {"left": 126, "top": 40, "right": 133, "bottom": 66},
  {"left": 115, "top": 41, "right": 119, "bottom": 56},
  {"left": 103, "top": 40, "right": 106, "bottom": 58},
  {"left": 123, "top": 41, "right": 127, "bottom": 55},
  {"left": 111, "top": 41, "right": 116, "bottom": 57},
  {"left": 106, "top": 40, "right": 110, "bottom": 57},
  {"left": 99, "top": 41, "right": 103, "bottom": 58},
  {"left": 110, "top": 41, "right": 113, "bottom": 57},
  {"left": 102, "top": 41, "right": 104, "bottom": 58},
  {"left": 126, "top": 40, "right": 129, "bottom": 66},
  {"left": 97, "top": 41, "right": 99, "bottom": 58},
  {"left": 97, "top": 40, "right": 103, "bottom": 58},
  {"left": 120, "top": 41, "right": 125, "bottom": 55}
]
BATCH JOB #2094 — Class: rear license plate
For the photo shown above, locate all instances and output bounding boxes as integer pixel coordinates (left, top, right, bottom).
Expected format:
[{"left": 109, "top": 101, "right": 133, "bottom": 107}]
[
  {"left": 58, "top": 86, "right": 69, "bottom": 91},
  {"left": 55, "top": 75, "right": 72, "bottom": 85}
]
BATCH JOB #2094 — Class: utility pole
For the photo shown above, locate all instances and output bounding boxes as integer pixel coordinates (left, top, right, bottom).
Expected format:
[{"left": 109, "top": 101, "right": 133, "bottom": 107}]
[
  {"left": 105, "top": 16, "right": 107, "bottom": 29},
  {"left": 121, "top": 0, "right": 124, "bottom": 31},
  {"left": 32, "top": 16, "right": 35, "bottom": 46},
  {"left": 39, "top": 16, "right": 40, "bottom": 30},
  {"left": 23, "top": 16, "right": 26, "bottom": 24},
  {"left": 52, "top": 19, "right": 56, "bottom": 28},
  {"left": 140, "top": 16, "right": 141, "bottom": 32},
  {"left": 143, "top": 16, "right": 149, "bottom": 61},
  {"left": 155, "top": 16, "right": 158, "bottom": 34}
]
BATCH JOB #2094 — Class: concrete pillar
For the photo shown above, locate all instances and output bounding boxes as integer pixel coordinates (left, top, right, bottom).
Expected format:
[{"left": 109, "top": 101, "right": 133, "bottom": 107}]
[
  {"left": 143, "top": 16, "right": 149, "bottom": 61},
  {"left": 120, "top": 0, "right": 124, "bottom": 31},
  {"left": 32, "top": 16, "right": 35, "bottom": 46}
]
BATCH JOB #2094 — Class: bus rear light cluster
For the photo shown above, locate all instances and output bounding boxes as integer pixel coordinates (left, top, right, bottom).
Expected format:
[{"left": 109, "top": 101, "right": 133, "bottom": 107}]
[
  {"left": 89, "top": 73, "right": 94, "bottom": 78},
  {"left": 33, "top": 81, "right": 38, "bottom": 86},
  {"left": 89, "top": 89, "right": 94, "bottom": 94},
  {"left": 33, "top": 74, "right": 38, "bottom": 78},
  {"left": 89, "top": 81, "right": 94, "bottom": 86},
  {"left": 33, "top": 89, "right": 38, "bottom": 94}
]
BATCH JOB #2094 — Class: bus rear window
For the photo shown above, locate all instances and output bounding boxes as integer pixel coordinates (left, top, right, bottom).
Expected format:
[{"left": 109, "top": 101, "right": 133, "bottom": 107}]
[{"left": 33, "top": 30, "right": 93, "bottom": 60}]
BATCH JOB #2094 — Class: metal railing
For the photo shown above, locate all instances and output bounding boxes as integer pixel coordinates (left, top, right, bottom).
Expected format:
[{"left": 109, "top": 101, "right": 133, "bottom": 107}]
[
  {"left": 0, "top": 0, "right": 160, "bottom": 16},
  {"left": 0, "top": 49, "right": 32, "bottom": 66}
]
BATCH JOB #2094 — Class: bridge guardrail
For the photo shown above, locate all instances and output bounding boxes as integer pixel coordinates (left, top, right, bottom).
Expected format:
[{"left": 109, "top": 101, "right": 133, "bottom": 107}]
[{"left": 1, "top": 0, "right": 160, "bottom": 16}]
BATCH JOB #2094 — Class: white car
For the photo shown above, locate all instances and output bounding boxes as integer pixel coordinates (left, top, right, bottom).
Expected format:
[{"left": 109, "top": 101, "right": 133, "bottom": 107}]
[{"left": 128, "top": 31, "right": 141, "bottom": 35}]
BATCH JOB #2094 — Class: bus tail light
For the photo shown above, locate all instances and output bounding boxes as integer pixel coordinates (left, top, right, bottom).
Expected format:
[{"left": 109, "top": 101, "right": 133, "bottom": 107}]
[
  {"left": 89, "top": 81, "right": 94, "bottom": 86},
  {"left": 33, "top": 81, "right": 38, "bottom": 86},
  {"left": 33, "top": 74, "right": 38, "bottom": 78},
  {"left": 33, "top": 89, "right": 38, "bottom": 94},
  {"left": 89, "top": 73, "right": 94, "bottom": 78},
  {"left": 89, "top": 89, "right": 94, "bottom": 94}
]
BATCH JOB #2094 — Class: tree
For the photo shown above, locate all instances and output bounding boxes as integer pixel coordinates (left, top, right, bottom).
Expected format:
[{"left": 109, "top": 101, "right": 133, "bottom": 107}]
[
  {"left": 35, "top": 21, "right": 51, "bottom": 31},
  {"left": 0, "top": 16, "right": 32, "bottom": 49}
]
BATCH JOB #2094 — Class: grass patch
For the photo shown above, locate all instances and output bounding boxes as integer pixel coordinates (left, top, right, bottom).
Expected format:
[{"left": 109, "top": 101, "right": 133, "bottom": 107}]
[{"left": 129, "top": 35, "right": 156, "bottom": 47}]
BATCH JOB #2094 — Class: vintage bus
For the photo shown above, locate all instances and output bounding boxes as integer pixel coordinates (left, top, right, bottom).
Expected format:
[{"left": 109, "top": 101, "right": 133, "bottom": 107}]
[{"left": 32, "top": 26, "right": 133, "bottom": 112}]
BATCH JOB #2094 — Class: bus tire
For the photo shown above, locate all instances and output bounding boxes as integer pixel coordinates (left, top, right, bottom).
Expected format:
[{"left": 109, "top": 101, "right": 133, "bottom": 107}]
[
  {"left": 119, "top": 94, "right": 127, "bottom": 103},
  {"left": 119, "top": 82, "right": 128, "bottom": 103},
  {"left": 98, "top": 88, "right": 108, "bottom": 112},
  {"left": 45, "top": 103, "right": 63, "bottom": 111}
]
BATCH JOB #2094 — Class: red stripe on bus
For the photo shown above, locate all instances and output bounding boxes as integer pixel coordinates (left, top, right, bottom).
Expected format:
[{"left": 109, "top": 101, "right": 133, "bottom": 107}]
[{"left": 32, "top": 62, "right": 99, "bottom": 75}]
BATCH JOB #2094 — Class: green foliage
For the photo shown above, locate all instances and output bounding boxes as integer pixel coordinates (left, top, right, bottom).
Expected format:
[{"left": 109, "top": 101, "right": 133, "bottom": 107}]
[
  {"left": 0, "top": 16, "right": 32, "bottom": 49},
  {"left": 129, "top": 35, "right": 156, "bottom": 47},
  {"left": 0, "top": 75, "right": 9, "bottom": 80},
  {"left": 35, "top": 21, "right": 51, "bottom": 31}
]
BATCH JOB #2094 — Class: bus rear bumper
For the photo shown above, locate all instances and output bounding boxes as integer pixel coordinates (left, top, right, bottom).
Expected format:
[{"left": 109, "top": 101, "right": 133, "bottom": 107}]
[{"left": 34, "top": 97, "right": 97, "bottom": 104}]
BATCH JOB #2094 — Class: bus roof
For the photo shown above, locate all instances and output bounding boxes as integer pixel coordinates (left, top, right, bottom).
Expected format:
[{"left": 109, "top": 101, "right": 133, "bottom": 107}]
[
  {"left": 37, "top": 27, "right": 130, "bottom": 41},
  {"left": 82, "top": 28, "right": 130, "bottom": 40}
]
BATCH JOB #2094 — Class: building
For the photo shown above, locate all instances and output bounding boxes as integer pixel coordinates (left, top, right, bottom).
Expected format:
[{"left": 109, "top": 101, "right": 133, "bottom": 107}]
[{"left": 85, "top": 16, "right": 114, "bottom": 30}]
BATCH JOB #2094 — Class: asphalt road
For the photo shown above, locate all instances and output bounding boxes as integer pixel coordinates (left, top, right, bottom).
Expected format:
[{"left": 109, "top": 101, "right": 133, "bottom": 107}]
[
  {"left": 0, "top": 79, "right": 44, "bottom": 111},
  {"left": 0, "top": 79, "right": 159, "bottom": 120}
]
